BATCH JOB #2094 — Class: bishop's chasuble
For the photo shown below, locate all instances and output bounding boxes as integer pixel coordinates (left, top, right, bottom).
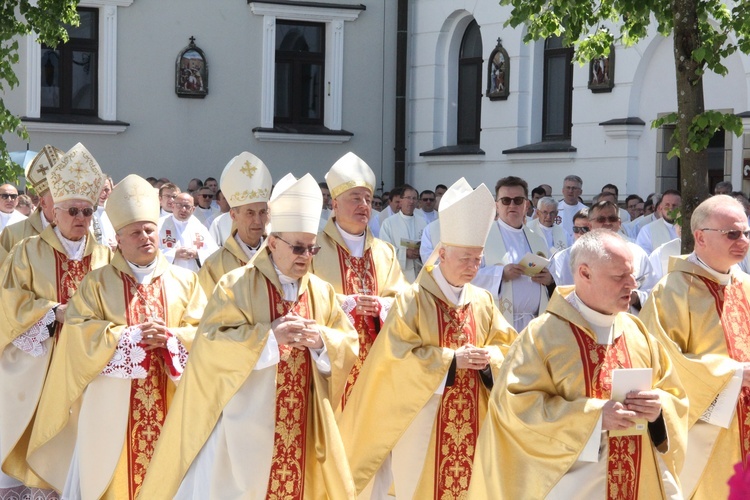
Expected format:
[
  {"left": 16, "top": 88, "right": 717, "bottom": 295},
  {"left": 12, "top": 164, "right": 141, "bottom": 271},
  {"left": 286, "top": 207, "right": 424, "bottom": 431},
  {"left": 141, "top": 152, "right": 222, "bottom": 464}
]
[
  {"left": 139, "top": 248, "right": 359, "bottom": 499},
  {"left": 197, "top": 229, "right": 262, "bottom": 296},
  {"left": 469, "top": 287, "right": 687, "bottom": 499},
  {"left": 0, "top": 226, "right": 111, "bottom": 490},
  {"left": 0, "top": 207, "right": 47, "bottom": 263},
  {"left": 640, "top": 255, "right": 750, "bottom": 499},
  {"left": 26, "top": 251, "right": 205, "bottom": 500},
  {"left": 338, "top": 265, "right": 516, "bottom": 498},
  {"left": 312, "top": 217, "right": 407, "bottom": 405}
]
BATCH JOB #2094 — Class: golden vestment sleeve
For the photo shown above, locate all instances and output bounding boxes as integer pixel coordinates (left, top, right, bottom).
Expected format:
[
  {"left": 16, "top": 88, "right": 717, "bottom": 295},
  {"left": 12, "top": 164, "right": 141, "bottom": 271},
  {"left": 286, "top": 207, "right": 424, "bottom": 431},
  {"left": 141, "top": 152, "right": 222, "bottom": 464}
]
[
  {"left": 196, "top": 231, "right": 249, "bottom": 297},
  {"left": 469, "top": 292, "right": 688, "bottom": 499},
  {"left": 338, "top": 272, "right": 516, "bottom": 493}
]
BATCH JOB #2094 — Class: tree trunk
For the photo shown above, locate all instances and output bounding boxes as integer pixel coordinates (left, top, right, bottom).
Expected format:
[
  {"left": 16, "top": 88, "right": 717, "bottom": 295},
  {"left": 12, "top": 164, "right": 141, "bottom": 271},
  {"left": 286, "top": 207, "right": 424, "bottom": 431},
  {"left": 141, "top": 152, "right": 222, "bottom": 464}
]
[{"left": 672, "top": 0, "right": 708, "bottom": 253}]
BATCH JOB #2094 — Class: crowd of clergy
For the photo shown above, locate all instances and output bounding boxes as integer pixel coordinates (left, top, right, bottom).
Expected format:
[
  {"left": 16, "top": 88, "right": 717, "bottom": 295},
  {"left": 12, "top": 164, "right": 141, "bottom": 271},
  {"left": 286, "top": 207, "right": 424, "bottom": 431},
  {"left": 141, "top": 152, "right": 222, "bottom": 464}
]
[{"left": 0, "top": 142, "right": 748, "bottom": 499}]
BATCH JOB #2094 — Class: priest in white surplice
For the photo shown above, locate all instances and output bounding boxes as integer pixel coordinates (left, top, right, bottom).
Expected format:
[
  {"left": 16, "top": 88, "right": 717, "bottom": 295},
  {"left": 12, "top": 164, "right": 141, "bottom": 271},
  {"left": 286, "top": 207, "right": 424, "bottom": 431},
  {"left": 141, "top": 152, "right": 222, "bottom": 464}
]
[
  {"left": 527, "top": 196, "right": 568, "bottom": 255},
  {"left": 380, "top": 185, "right": 427, "bottom": 282},
  {"left": 636, "top": 190, "right": 681, "bottom": 254},
  {"left": 557, "top": 175, "right": 587, "bottom": 244},
  {"left": 158, "top": 192, "right": 218, "bottom": 272},
  {"left": 0, "top": 184, "right": 26, "bottom": 233}
]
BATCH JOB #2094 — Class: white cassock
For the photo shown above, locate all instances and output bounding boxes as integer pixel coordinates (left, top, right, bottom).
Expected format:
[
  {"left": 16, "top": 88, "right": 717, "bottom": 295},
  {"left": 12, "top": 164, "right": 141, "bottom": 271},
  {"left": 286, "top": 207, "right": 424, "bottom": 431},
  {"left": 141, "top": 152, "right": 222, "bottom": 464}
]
[
  {"left": 527, "top": 219, "right": 567, "bottom": 255},
  {"left": 92, "top": 206, "right": 116, "bottom": 248},
  {"left": 649, "top": 238, "right": 682, "bottom": 279},
  {"left": 0, "top": 210, "right": 26, "bottom": 233},
  {"left": 208, "top": 212, "right": 233, "bottom": 246},
  {"left": 158, "top": 215, "right": 219, "bottom": 272},
  {"left": 379, "top": 212, "right": 427, "bottom": 282},
  {"left": 636, "top": 217, "right": 678, "bottom": 255},
  {"left": 319, "top": 208, "right": 332, "bottom": 232},
  {"left": 193, "top": 205, "right": 220, "bottom": 228},
  {"left": 557, "top": 200, "right": 587, "bottom": 245}
]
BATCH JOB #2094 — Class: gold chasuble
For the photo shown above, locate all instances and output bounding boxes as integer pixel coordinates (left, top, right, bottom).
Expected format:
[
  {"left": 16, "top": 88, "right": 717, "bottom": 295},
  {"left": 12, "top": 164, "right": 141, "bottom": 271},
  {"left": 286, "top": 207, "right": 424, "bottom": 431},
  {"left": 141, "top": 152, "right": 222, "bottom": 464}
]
[
  {"left": 26, "top": 252, "right": 205, "bottom": 499},
  {"left": 197, "top": 229, "right": 254, "bottom": 296},
  {"left": 469, "top": 287, "right": 687, "bottom": 499},
  {"left": 0, "top": 207, "right": 45, "bottom": 263},
  {"left": 640, "top": 256, "right": 750, "bottom": 499},
  {"left": 338, "top": 266, "right": 516, "bottom": 498},
  {"left": 0, "top": 226, "right": 111, "bottom": 489},
  {"left": 312, "top": 217, "right": 407, "bottom": 404},
  {"left": 139, "top": 248, "right": 358, "bottom": 499}
]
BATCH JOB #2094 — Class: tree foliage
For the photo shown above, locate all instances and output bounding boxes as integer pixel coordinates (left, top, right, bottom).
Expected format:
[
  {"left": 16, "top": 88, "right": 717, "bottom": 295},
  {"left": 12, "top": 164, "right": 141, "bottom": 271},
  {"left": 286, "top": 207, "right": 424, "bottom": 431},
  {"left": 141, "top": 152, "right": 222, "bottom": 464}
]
[
  {"left": 501, "top": 0, "right": 750, "bottom": 251},
  {"left": 0, "top": 0, "right": 79, "bottom": 184}
]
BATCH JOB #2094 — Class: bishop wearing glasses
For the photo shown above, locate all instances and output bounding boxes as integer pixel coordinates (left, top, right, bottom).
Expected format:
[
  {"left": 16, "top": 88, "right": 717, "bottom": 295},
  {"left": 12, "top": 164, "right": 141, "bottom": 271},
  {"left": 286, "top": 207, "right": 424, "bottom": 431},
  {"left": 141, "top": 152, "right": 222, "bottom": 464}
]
[
  {"left": 640, "top": 194, "right": 750, "bottom": 499},
  {"left": 0, "top": 143, "right": 111, "bottom": 498},
  {"left": 140, "top": 173, "right": 358, "bottom": 499}
]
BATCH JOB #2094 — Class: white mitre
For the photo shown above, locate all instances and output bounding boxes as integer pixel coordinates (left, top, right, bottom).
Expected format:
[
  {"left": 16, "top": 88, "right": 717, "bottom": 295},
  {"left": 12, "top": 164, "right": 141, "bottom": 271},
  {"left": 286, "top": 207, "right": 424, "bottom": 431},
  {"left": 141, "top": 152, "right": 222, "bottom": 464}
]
[
  {"left": 220, "top": 151, "right": 273, "bottom": 208},
  {"left": 269, "top": 173, "right": 322, "bottom": 235},
  {"left": 46, "top": 142, "right": 104, "bottom": 206},
  {"left": 26, "top": 145, "right": 64, "bottom": 195},
  {"left": 106, "top": 174, "right": 161, "bottom": 231},
  {"left": 325, "top": 152, "right": 376, "bottom": 199}
]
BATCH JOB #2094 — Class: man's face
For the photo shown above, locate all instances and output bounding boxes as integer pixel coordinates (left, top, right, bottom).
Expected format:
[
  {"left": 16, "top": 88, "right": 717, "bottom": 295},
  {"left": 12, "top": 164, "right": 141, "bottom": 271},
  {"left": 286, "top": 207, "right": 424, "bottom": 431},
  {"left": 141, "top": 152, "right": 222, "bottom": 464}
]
[
  {"left": 439, "top": 246, "right": 484, "bottom": 286},
  {"left": 660, "top": 194, "right": 681, "bottom": 222},
  {"left": 98, "top": 180, "right": 112, "bottom": 206},
  {"left": 496, "top": 185, "right": 527, "bottom": 229},
  {"left": 160, "top": 189, "right": 178, "bottom": 212},
  {"left": 572, "top": 218, "right": 590, "bottom": 241},
  {"left": 715, "top": 185, "right": 731, "bottom": 195},
  {"left": 321, "top": 188, "right": 332, "bottom": 210},
  {"left": 54, "top": 200, "right": 94, "bottom": 241},
  {"left": 420, "top": 192, "right": 436, "bottom": 213},
  {"left": 205, "top": 179, "right": 218, "bottom": 193},
  {"left": 0, "top": 184, "right": 18, "bottom": 214},
  {"left": 577, "top": 238, "right": 637, "bottom": 315},
  {"left": 196, "top": 188, "right": 213, "bottom": 209},
  {"left": 400, "top": 189, "right": 418, "bottom": 216},
  {"left": 694, "top": 207, "right": 750, "bottom": 273},
  {"left": 332, "top": 187, "right": 372, "bottom": 234},
  {"left": 536, "top": 204, "right": 558, "bottom": 228},
  {"left": 389, "top": 194, "right": 401, "bottom": 212},
  {"left": 531, "top": 192, "right": 544, "bottom": 208},
  {"left": 562, "top": 181, "right": 582, "bottom": 205},
  {"left": 173, "top": 194, "right": 195, "bottom": 222},
  {"left": 231, "top": 202, "right": 268, "bottom": 247},
  {"left": 644, "top": 203, "right": 655, "bottom": 216},
  {"left": 372, "top": 197, "right": 383, "bottom": 211},
  {"left": 599, "top": 193, "right": 617, "bottom": 205},
  {"left": 116, "top": 221, "right": 159, "bottom": 266},
  {"left": 269, "top": 232, "right": 317, "bottom": 280},
  {"left": 589, "top": 206, "right": 621, "bottom": 232},
  {"left": 627, "top": 199, "right": 644, "bottom": 220}
]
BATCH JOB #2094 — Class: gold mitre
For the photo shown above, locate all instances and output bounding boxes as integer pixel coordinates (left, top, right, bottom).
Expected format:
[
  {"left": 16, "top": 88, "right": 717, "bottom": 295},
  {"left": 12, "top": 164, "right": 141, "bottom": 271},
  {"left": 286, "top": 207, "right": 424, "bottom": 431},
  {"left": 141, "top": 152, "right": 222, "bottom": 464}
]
[
  {"left": 439, "top": 177, "right": 495, "bottom": 248},
  {"left": 269, "top": 173, "right": 322, "bottom": 235},
  {"left": 26, "top": 145, "right": 64, "bottom": 194},
  {"left": 325, "top": 152, "right": 376, "bottom": 199},
  {"left": 106, "top": 174, "right": 160, "bottom": 231},
  {"left": 46, "top": 143, "right": 104, "bottom": 206},
  {"left": 220, "top": 151, "right": 273, "bottom": 208}
]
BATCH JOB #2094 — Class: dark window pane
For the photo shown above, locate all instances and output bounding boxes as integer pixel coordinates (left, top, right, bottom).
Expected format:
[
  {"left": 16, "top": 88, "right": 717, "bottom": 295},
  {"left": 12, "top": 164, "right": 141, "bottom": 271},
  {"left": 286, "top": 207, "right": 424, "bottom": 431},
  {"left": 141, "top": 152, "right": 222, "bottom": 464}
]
[
  {"left": 458, "top": 63, "right": 479, "bottom": 143},
  {"left": 544, "top": 55, "right": 567, "bottom": 137},
  {"left": 545, "top": 35, "right": 563, "bottom": 50},
  {"left": 71, "top": 51, "right": 95, "bottom": 111},
  {"left": 460, "top": 22, "right": 482, "bottom": 59},
  {"left": 276, "top": 23, "right": 323, "bottom": 53},
  {"left": 68, "top": 11, "right": 96, "bottom": 39},
  {"left": 299, "top": 63, "right": 322, "bottom": 119},
  {"left": 275, "top": 62, "right": 291, "bottom": 119},
  {"left": 41, "top": 49, "right": 60, "bottom": 108}
]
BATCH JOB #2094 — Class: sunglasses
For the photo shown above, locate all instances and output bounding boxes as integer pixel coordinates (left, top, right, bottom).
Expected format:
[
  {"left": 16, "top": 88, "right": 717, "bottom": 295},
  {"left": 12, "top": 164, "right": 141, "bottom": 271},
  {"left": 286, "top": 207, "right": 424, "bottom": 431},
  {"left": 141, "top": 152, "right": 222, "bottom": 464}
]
[
  {"left": 498, "top": 197, "right": 526, "bottom": 206},
  {"left": 592, "top": 216, "right": 620, "bottom": 223},
  {"left": 199, "top": 194, "right": 214, "bottom": 199},
  {"left": 572, "top": 226, "right": 590, "bottom": 234},
  {"left": 701, "top": 228, "right": 750, "bottom": 240},
  {"left": 421, "top": 197, "right": 435, "bottom": 202},
  {"left": 0, "top": 193, "right": 18, "bottom": 200},
  {"left": 275, "top": 236, "right": 321, "bottom": 256},
  {"left": 57, "top": 206, "right": 95, "bottom": 217}
]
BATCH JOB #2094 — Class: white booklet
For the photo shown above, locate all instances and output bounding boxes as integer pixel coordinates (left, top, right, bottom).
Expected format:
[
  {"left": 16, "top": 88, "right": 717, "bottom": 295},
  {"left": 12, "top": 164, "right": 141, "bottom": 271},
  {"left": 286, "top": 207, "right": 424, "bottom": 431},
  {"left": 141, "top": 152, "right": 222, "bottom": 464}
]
[
  {"left": 700, "top": 369, "right": 742, "bottom": 429},
  {"left": 517, "top": 252, "right": 550, "bottom": 276},
  {"left": 610, "top": 368, "right": 653, "bottom": 437}
]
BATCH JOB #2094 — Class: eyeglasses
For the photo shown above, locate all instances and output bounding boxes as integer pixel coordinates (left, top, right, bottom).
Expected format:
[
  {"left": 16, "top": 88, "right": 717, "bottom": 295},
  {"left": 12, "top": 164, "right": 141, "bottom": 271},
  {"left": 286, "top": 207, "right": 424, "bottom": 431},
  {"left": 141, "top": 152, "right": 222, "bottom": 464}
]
[
  {"left": 572, "top": 226, "right": 590, "bottom": 234},
  {"left": 592, "top": 216, "right": 620, "bottom": 224},
  {"left": 498, "top": 197, "right": 526, "bottom": 206},
  {"left": 199, "top": 194, "right": 214, "bottom": 199},
  {"left": 160, "top": 194, "right": 177, "bottom": 200},
  {"left": 57, "top": 206, "right": 95, "bottom": 217},
  {"left": 538, "top": 210, "right": 559, "bottom": 216},
  {"left": 701, "top": 228, "right": 750, "bottom": 240},
  {"left": 275, "top": 235, "right": 321, "bottom": 256},
  {"left": 175, "top": 203, "right": 194, "bottom": 210},
  {"left": 0, "top": 193, "right": 18, "bottom": 200}
]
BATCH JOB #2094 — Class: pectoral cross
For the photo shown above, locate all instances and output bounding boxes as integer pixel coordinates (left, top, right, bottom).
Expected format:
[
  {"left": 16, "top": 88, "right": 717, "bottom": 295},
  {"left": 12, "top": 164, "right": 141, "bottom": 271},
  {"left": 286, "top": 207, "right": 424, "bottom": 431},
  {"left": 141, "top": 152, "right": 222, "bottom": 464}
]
[{"left": 452, "top": 330, "right": 467, "bottom": 343}]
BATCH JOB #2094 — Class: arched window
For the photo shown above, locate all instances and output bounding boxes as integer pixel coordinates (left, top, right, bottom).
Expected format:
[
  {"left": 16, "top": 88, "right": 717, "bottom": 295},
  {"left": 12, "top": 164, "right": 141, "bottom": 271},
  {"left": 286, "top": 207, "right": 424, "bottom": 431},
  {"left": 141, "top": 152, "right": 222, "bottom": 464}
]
[
  {"left": 542, "top": 35, "right": 573, "bottom": 141},
  {"left": 457, "top": 20, "right": 482, "bottom": 145}
]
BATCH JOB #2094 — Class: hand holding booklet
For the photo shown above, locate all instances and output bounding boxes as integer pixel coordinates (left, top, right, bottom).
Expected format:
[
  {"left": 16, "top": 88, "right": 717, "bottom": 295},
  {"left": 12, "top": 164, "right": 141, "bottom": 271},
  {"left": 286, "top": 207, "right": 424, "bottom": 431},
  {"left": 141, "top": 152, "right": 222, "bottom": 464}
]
[
  {"left": 610, "top": 368, "right": 653, "bottom": 437},
  {"left": 517, "top": 252, "right": 550, "bottom": 276}
]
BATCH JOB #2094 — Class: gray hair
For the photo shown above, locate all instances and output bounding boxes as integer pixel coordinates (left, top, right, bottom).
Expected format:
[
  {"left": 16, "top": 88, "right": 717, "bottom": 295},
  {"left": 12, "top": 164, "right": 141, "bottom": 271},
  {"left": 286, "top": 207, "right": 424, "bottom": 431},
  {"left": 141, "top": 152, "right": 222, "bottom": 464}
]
[
  {"left": 569, "top": 229, "right": 625, "bottom": 275},
  {"left": 564, "top": 175, "right": 583, "bottom": 186},
  {"left": 691, "top": 194, "right": 746, "bottom": 232},
  {"left": 537, "top": 196, "right": 557, "bottom": 210}
]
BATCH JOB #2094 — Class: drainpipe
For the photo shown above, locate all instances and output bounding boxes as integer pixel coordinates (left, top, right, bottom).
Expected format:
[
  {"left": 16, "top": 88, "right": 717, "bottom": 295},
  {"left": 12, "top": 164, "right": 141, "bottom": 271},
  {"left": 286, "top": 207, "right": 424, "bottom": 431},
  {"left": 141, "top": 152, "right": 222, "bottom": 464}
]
[{"left": 394, "top": 0, "right": 408, "bottom": 186}]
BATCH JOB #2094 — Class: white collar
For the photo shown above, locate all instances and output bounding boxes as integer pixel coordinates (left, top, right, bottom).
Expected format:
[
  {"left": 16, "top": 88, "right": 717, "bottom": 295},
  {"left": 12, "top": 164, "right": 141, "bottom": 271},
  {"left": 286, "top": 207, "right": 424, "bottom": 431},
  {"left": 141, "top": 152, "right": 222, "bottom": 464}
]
[
  {"left": 497, "top": 218, "right": 523, "bottom": 233},
  {"left": 335, "top": 221, "right": 365, "bottom": 257},
  {"left": 235, "top": 233, "right": 263, "bottom": 261},
  {"left": 689, "top": 252, "right": 732, "bottom": 285},
  {"left": 271, "top": 258, "right": 300, "bottom": 301},
  {"left": 127, "top": 258, "right": 158, "bottom": 285},
  {"left": 569, "top": 291, "right": 616, "bottom": 328},
  {"left": 53, "top": 226, "right": 86, "bottom": 261},
  {"left": 432, "top": 264, "right": 466, "bottom": 306},
  {"left": 40, "top": 210, "right": 51, "bottom": 229}
]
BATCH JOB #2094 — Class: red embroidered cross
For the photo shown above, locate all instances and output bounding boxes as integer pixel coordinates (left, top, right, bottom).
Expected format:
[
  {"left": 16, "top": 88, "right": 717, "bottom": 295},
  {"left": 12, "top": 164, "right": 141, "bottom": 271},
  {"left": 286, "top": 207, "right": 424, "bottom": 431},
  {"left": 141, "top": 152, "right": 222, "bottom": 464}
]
[{"left": 193, "top": 234, "right": 204, "bottom": 249}]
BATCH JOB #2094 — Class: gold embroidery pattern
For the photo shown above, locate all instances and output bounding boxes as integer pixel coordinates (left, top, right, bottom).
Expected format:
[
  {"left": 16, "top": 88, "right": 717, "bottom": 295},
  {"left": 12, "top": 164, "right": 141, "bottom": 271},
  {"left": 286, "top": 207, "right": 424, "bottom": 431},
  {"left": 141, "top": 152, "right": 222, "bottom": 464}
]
[
  {"left": 229, "top": 188, "right": 270, "bottom": 204},
  {"left": 433, "top": 297, "right": 479, "bottom": 499},
  {"left": 240, "top": 160, "right": 258, "bottom": 178},
  {"left": 55, "top": 251, "right": 91, "bottom": 337},
  {"left": 266, "top": 280, "right": 311, "bottom": 500},
  {"left": 123, "top": 276, "right": 168, "bottom": 500},
  {"left": 339, "top": 246, "right": 378, "bottom": 405},
  {"left": 570, "top": 324, "right": 641, "bottom": 500}
]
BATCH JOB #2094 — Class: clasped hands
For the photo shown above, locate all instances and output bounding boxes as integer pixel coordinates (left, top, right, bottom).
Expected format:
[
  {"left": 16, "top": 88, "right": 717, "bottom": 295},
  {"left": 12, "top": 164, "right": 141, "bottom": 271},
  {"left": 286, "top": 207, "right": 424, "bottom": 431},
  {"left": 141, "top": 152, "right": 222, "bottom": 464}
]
[
  {"left": 456, "top": 344, "right": 490, "bottom": 371},
  {"left": 272, "top": 314, "right": 323, "bottom": 350},
  {"left": 354, "top": 295, "right": 380, "bottom": 317},
  {"left": 602, "top": 390, "right": 662, "bottom": 431},
  {"left": 138, "top": 318, "right": 169, "bottom": 351}
]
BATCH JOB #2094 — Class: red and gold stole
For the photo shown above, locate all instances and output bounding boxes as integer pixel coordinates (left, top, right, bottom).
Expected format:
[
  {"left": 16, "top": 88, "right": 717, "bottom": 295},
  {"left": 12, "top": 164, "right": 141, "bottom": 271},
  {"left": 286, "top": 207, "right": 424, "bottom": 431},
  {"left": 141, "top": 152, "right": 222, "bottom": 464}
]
[
  {"left": 266, "top": 278, "right": 312, "bottom": 500},
  {"left": 122, "top": 273, "right": 169, "bottom": 500},
  {"left": 570, "top": 323, "right": 642, "bottom": 500},
  {"left": 699, "top": 276, "right": 750, "bottom": 468},
  {"left": 432, "top": 296, "right": 479, "bottom": 499},
  {"left": 337, "top": 245, "right": 378, "bottom": 405},
  {"left": 54, "top": 249, "right": 92, "bottom": 336}
]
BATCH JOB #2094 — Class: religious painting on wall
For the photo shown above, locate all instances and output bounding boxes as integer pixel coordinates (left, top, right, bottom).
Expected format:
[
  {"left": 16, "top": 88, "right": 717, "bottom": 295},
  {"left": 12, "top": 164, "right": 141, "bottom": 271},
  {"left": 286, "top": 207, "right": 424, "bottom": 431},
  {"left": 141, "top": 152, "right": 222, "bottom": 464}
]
[
  {"left": 176, "top": 37, "right": 208, "bottom": 98},
  {"left": 487, "top": 38, "right": 510, "bottom": 101},
  {"left": 588, "top": 46, "right": 615, "bottom": 93}
]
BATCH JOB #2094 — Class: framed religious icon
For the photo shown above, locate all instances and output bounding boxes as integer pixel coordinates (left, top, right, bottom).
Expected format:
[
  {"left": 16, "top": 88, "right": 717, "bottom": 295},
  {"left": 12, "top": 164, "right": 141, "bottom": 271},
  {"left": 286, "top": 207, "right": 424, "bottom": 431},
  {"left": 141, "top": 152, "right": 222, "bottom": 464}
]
[
  {"left": 487, "top": 38, "right": 510, "bottom": 101},
  {"left": 588, "top": 46, "right": 615, "bottom": 93},
  {"left": 176, "top": 36, "right": 208, "bottom": 98}
]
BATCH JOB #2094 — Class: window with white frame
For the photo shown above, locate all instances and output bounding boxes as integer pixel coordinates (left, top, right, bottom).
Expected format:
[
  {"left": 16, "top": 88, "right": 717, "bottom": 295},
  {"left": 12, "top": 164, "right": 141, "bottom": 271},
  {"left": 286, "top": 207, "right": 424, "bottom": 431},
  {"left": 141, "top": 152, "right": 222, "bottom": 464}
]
[{"left": 249, "top": 1, "right": 363, "bottom": 143}]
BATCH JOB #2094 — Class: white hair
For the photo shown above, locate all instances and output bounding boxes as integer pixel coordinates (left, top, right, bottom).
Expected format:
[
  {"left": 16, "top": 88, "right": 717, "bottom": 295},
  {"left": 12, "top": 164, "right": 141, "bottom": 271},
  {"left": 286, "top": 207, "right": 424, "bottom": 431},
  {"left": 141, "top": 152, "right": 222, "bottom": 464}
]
[
  {"left": 537, "top": 197, "right": 557, "bottom": 210},
  {"left": 569, "top": 229, "right": 625, "bottom": 274}
]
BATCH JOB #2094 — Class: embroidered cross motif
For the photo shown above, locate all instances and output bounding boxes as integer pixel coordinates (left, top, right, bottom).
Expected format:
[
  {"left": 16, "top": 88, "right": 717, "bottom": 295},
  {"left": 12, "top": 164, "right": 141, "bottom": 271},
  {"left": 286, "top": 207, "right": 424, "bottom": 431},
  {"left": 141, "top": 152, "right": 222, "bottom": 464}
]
[
  {"left": 69, "top": 161, "right": 87, "bottom": 181},
  {"left": 125, "top": 184, "right": 149, "bottom": 206},
  {"left": 240, "top": 160, "right": 257, "bottom": 178},
  {"left": 193, "top": 234, "right": 204, "bottom": 249},
  {"left": 37, "top": 164, "right": 49, "bottom": 176}
]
